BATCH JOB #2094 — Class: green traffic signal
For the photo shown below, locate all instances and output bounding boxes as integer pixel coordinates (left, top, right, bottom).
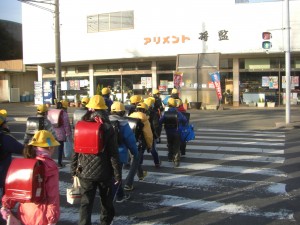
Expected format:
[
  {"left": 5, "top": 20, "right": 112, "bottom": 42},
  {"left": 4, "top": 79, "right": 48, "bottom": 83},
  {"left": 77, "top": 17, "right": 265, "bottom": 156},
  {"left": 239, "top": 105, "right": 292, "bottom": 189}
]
[{"left": 262, "top": 41, "right": 272, "bottom": 49}]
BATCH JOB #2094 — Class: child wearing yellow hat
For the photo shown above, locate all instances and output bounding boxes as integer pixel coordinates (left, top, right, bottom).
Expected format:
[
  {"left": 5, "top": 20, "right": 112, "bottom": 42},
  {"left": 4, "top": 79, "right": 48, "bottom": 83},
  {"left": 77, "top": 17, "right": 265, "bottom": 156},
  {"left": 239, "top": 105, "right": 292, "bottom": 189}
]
[{"left": 1, "top": 130, "right": 60, "bottom": 225}]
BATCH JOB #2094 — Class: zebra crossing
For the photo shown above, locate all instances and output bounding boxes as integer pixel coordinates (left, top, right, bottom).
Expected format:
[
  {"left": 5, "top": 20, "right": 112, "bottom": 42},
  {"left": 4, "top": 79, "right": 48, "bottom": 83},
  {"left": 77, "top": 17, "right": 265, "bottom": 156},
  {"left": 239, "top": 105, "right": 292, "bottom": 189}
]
[
  {"left": 18, "top": 127, "right": 295, "bottom": 225},
  {"left": 110, "top": 128, "right": 294, "bottom": 225}
]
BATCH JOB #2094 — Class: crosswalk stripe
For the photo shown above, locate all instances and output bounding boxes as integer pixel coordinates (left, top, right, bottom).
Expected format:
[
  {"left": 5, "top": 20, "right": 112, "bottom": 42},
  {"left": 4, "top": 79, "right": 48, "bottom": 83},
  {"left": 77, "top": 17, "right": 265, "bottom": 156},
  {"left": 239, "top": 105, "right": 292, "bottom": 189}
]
[
  {"left": 195, "top": 128, "right": 285, "bottom": 135},
  {"left": 160, "top": 137, "right": 285, "bottom": 146},
  {"left": 140, "top": 159, "right": 287, "bottom": 177},
  {"left": 121, "top": 170, "right": 287, "bottom": 195},
  {"left": 156, "top": 151, "right": 284, "bottom": 163},
  {"left": 156, "top": 143, "right": 284, "bottom": 154},
  {"left": 189, "top": 135, "right": 285, "bottom": 142}
]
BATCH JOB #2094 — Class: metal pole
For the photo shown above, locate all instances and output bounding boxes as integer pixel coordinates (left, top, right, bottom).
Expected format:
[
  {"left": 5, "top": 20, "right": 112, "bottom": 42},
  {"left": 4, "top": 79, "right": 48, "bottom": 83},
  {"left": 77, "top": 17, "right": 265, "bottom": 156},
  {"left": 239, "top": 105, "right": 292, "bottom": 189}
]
[
  {"left": 285, "top": 0, "right": 291, "bottom": 124},
  {"left": 119, "top": 68, "right": 123, "bottom": 102},
  {"left": 55, "top": 0, "right": 62, "bottom": 101}
]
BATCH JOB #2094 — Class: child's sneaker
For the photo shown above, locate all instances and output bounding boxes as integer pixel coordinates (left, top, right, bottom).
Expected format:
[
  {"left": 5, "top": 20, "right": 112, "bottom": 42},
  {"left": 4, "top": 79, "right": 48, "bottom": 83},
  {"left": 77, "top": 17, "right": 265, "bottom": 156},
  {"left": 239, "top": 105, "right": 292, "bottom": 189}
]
[
  {"left": 138, "top": 171, "right": 147, "bottom": 181},
  {"left": 155, "top": 160, "right": 161, "bottom": 168},
  {"left": 124, "top": 185, "right": 134, "bottom": 191},
  {"left": 116, "top": 194, "right": 131, "bottom": 203},
  {"left": 173, "top": 161, "right": 180, "bottom": 167}
]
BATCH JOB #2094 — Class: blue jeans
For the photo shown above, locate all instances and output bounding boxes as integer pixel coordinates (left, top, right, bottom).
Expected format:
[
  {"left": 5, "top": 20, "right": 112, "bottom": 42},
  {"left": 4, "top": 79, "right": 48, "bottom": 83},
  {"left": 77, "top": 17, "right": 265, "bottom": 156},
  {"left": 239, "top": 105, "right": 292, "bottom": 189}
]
[
  {"left": 124, "top": 143, "right": 144, "bottom": 186},
  {"left": 112, "top": 164, "right": 125, "bottom": 199}
]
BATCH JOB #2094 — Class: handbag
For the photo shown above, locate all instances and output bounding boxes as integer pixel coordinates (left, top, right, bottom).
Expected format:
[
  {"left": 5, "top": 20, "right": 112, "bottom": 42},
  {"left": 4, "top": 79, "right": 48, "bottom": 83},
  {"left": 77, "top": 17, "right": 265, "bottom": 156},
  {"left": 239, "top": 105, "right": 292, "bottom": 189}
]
[
  {"left": 64, "top": 135, "right": 73, "bottom": 158},
  {"left": 7, "top": 213, "right": 21, "bottom": 225},
  {"left": 66, "top": 176, "right": 81, "bottom": 205},
  {"left": 179, "top": 123, "right": 195, "bottom": 142}
]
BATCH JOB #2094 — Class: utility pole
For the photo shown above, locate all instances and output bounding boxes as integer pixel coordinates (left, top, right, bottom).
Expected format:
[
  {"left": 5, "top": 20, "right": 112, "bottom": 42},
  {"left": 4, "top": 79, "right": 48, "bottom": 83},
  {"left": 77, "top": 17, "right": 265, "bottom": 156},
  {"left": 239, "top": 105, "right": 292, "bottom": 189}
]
[
  {"left": 19, "top": 0, "right": 62, "bottom": 101},
  {"left": 285, "top": 0, "right": 291, "bottom": 124},
  {"left": 54, "top": 0, "right": 61, "bottom": 101}
]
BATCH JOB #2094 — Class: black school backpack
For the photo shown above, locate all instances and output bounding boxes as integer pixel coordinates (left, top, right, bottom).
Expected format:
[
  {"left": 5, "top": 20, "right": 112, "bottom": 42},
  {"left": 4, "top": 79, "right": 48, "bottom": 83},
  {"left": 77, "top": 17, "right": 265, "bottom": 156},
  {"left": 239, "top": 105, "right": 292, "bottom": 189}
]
[
  {"left": 163, "top": 111, "right": 178, "bottom": 129},
  {"left": 25, "top": 116, "right": 45, "bottom": 135},
  {"left": 148, "top": 108, "right": 160, "bottom": 139},
  {"left": 110, "top": 120, "right": 123, "bottom": 145},
  {"left": 125, "top": 117, "right": 144, "bottom": 141}
]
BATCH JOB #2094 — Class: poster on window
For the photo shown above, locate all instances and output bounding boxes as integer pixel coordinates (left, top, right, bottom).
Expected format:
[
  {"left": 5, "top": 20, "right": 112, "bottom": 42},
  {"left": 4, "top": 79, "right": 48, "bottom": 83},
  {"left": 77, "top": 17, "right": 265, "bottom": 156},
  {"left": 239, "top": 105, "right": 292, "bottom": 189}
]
[
  {"left": 69, "top": 80, "right": 80, "bottom": 90},
  {"left": 262, "top": 77, "right": 269, "bottom": 87},
  {"left": 141, "top": 77, "right": 147, "bottom": 87},
  {"left": 173, "top": 72, "right": 183, "bottom": 88},
  {"left": 282, "top": 76, "right": 299, "bottom": 89},
  {"left": 209, "top": 71, "right": 222, "bottom": 100},
  {"left": 269, "top": 76, "right": 278, "bottom": 89},
  {"left": 146, "top": 77, "right": 152, "bottom": 88}
]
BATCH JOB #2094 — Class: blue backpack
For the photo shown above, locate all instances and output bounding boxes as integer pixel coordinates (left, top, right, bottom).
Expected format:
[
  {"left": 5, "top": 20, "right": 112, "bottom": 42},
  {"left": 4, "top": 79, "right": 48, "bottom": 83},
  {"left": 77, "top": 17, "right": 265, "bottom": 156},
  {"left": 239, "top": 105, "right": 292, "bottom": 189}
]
[{"left": 179, "top": 124, "right": 195, "bottom": 142}]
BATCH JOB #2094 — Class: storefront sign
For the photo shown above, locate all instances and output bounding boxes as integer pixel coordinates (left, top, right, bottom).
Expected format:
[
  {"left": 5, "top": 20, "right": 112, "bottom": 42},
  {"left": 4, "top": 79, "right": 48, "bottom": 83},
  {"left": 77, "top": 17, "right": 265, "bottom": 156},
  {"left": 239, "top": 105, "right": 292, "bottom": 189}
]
[
  {"left": 144, "top": 35, "right": 191, "bottom": 45},
  {"left": 209, "top": 71, "right": 222, "bottom": 100},
  {"left": 61, "top": 81, "right": 69, "bottom": 91},
  {"left": 34, "top": 81, "right": 43, "bottom": 105}
]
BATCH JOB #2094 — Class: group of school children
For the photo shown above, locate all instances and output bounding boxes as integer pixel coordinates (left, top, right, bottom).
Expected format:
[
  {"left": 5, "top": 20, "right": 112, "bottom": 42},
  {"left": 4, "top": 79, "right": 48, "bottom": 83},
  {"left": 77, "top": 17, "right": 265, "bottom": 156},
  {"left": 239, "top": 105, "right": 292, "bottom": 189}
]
[{"left": 0, "top": 87, "right": 189, "bottom": 225}]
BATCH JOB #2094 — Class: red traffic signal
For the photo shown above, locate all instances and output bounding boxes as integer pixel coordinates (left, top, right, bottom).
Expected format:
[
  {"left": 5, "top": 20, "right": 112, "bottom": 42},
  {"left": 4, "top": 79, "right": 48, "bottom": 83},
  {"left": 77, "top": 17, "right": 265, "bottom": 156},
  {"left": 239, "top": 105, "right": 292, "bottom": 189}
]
[{"left": 262, "top": 32, "right": 272, "bottom": 40}]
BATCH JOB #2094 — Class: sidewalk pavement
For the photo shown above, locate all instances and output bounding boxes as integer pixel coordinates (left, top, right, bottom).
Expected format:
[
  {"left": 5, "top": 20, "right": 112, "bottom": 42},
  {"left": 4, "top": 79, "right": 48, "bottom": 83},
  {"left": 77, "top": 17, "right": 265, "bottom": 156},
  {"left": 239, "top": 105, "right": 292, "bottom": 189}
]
[{"left": 1, "top": 101, "right": 300, "bottom": 129}]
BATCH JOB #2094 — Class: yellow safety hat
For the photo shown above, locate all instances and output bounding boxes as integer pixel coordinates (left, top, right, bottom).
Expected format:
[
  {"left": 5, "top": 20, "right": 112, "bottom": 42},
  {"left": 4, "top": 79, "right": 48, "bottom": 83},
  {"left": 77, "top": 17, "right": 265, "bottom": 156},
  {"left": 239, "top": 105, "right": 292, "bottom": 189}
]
[
  {"left": 28, "top": 130, "right": 60, "bottom": 147},
  {"left": 153, "top": 89, "right": 160, "bottom": 95},
  {"left": 85, "top": 95, "right": 108, "bottom": 110},
  {"left": 144, "top": 97, "right": 155, "bottom": 107},
  {"left": 171, "top": 88, "right": 178, "bottom": 94},
  {"left": 111, "top": 101, "right": 125, "bottom": 112},
  {"left": 81, "top": 97, "right": 90, "bottom": 104},
  {"left": 130, "top": 95, "right": 143, "bottom": 104},
  {"left": 168, "top": 98, "right": 177, "bottom": 107},
  {"left": 102, "top": 87, "right": 111, "bottom": 95},
  {"left": 0, "top": 109, "right": 8, "bottom": 126},
  {"left": 60, "top": 100, "right": 69, "bottom": 108},
  {"left": 37, "top": 104, "right": 48, "bottom": 113},
  {"left": 136, "top": 102, "right": 149, "bottom": 110}
]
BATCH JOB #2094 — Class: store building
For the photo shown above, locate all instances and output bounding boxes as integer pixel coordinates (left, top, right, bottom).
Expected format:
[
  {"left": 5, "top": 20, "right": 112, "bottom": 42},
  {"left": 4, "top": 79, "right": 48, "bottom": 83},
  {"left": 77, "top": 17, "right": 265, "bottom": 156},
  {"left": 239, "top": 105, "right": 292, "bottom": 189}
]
[{"left": 21, "top": 0, "right": 300, "bottom": 106}]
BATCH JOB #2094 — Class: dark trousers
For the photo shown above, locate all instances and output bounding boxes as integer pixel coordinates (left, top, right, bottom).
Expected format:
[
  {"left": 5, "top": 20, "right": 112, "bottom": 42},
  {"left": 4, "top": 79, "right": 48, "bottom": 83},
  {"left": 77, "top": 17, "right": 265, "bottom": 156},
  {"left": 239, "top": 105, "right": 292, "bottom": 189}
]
[
  {"left": 180, "top": 142, "right": 187, "bottom": 155},
  {"left": 166, "top": 131, "right": 181, "bottom": 162},
  {"left": 57, "top": 141, "right": 64, "bottom": 165},
  {"left": 79, "top": 178, "right": 115, "bottom": 225}
]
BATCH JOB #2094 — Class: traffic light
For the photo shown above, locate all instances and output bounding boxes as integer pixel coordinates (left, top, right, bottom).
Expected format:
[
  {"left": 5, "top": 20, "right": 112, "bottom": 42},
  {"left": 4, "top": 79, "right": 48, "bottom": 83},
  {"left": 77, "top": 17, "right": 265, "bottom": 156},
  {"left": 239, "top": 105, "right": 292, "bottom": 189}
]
[{"left": 262, "top": 32, "right": 272, "bottom": 49}]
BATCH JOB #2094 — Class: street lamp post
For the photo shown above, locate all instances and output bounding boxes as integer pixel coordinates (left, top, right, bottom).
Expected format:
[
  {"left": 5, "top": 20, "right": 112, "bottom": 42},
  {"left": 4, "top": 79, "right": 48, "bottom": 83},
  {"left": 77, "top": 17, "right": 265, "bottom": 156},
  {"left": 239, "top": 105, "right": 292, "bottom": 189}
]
[{"left": 19, "top": 0, "right": 62, "bottom": 101}]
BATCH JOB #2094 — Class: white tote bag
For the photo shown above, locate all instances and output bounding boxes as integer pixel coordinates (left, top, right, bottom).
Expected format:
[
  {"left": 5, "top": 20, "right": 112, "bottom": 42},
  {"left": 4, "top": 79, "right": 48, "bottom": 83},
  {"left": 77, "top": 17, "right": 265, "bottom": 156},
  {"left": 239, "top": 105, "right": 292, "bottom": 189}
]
[
  {"left": 7, "top": 214, "right": 21, "bottom": 225},
  {"left": 66, "top": 176, "right": 81, "bottom": 205}
]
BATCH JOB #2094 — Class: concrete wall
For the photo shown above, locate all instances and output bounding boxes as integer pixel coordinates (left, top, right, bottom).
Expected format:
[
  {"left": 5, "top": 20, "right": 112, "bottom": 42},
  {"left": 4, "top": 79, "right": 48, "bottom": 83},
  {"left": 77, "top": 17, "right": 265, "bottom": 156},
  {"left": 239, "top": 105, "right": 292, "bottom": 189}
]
[{"left": 22, "top": 0, "right": 300, "bottom": 64}]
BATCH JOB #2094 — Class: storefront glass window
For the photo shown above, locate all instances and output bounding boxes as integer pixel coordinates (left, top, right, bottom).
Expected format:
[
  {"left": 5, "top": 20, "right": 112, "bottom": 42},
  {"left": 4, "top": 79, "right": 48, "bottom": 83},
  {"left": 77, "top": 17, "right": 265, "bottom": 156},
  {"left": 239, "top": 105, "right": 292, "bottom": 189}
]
[
  {"left": 178, "top": 54, "right": 198, "bottom": 68},
  {"left": 220, "top": 59, "right": 233, "bottom": 69},
  {"left": 157, "top": 61, "right": 176, "bottom": 71}
]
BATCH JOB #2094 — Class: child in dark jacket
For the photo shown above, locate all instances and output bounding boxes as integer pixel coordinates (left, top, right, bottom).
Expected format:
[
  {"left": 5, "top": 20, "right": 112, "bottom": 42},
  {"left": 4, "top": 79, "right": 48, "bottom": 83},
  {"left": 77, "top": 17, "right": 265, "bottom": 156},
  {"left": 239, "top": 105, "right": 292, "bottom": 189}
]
[{"left": 159, "top": 98, "right": 187, "bottom": 167}]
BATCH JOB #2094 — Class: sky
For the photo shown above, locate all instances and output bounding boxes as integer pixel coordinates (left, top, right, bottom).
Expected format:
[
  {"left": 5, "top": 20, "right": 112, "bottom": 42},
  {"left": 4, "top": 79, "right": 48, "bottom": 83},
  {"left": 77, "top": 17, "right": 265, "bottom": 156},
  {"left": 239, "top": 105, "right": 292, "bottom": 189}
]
[{"left": 0, "top": 0, "right": 22, "bottom": 23}]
